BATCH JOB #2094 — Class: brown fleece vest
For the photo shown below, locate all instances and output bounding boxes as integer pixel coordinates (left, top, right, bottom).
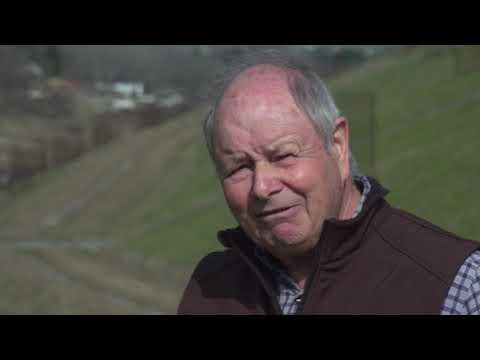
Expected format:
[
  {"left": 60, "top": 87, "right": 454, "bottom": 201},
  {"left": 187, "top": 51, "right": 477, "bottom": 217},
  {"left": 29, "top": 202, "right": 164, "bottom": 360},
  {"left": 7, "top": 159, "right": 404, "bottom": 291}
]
[{"left": 178, "top": 178, "right": 480, "bottom": 315}]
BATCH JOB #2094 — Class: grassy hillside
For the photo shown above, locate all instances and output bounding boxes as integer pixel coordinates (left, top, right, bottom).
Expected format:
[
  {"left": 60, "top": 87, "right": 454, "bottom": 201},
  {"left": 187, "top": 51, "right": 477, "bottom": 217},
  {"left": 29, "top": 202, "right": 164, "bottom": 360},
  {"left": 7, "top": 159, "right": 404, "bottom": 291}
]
[
  {"left": 0, "top": 109, "right": 234, "bottom": 313},
  {"left": 332, "top": 46, "right": 480, "bottom": 239},
  {"left": 1, "top": 46, "right": 479, "bottom": 313},
  {"left": 0, "top": 109, "right": 235, "bottom": 263}
]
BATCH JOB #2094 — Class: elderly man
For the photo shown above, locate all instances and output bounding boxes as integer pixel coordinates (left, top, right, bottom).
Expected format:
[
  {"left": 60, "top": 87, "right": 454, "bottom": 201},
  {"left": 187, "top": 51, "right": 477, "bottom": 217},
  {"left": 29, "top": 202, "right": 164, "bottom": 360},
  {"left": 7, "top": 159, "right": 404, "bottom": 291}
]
[{"left": 178, "top": 56, "right": 480, "bottom": 315}]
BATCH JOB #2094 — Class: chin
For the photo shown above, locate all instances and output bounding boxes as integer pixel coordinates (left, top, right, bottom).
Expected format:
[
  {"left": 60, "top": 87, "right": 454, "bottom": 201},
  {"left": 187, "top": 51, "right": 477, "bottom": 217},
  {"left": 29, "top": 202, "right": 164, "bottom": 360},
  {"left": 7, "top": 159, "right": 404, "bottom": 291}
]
[
  {"left": 272, "top": 222, "right": 306, "bottom": 241},
  {"left": 270, "top": 224, "right": 316, "bottom": 254}
]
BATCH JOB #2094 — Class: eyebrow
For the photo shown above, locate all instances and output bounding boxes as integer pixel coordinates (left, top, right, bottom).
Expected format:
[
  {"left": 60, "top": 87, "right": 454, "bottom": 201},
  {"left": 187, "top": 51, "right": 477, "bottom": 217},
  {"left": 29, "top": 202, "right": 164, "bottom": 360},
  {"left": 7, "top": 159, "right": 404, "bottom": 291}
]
[
  {"left": 221, "top": 152, "right": 248, "bottom": 166},
  {"left": 217, "top": 136, "right": 302, "bottom": 164},
  {"left": 263, "top": 138, "right": 301, "bottom": 154}
]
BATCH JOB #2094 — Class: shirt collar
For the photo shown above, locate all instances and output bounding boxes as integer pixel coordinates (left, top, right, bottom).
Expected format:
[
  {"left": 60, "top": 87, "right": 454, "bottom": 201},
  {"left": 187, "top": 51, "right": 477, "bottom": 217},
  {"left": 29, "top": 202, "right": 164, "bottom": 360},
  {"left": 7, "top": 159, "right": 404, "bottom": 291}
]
[
  {"left": 254, "top": 175, "right": 372, "bottom": 288},
  {"left": 352, "top": 175, "right": 372, "bottom": 218}
]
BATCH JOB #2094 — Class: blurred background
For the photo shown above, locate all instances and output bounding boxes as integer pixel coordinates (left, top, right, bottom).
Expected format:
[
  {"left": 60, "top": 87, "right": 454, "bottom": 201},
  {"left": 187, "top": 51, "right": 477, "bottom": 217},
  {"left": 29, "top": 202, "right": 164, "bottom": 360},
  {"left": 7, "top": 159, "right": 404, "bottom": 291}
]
[{"left": 0, "top": 45, "right": 479, "bottom": 314}]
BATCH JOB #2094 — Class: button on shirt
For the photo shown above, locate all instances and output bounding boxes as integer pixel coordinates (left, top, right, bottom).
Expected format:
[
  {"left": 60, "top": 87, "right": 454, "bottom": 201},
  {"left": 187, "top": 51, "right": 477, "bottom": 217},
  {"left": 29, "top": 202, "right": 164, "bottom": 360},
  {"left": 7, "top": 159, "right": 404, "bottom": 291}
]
[{"left": 255, "top": 176, "right": 480, "bottom": 315}]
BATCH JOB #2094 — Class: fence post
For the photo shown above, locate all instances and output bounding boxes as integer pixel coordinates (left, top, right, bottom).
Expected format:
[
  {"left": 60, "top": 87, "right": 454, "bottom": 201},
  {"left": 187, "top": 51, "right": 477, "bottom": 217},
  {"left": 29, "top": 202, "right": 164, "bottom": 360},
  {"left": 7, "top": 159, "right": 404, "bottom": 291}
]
[{"left": 370, "top": 91, "right": 377, "bottom": 179}]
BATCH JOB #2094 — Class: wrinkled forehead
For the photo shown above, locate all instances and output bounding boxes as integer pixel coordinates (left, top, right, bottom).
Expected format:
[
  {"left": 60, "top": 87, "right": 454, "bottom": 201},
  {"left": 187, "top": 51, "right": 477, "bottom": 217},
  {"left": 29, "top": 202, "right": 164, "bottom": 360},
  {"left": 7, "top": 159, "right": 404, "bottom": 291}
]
[
  {"left": 215, "top": 65, "right": 303, "bottom": 129},
  {"left": 218, "top": 64, "right": 297, "bottom": 111},
  {"left": 212, "top": 65, "right": 319, "bottom": 154}
]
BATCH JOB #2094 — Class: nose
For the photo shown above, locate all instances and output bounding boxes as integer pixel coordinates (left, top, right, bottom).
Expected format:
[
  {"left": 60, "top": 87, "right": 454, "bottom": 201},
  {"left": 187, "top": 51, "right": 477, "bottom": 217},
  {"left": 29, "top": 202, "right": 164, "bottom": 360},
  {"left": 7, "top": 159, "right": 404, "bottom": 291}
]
[{"left": 251, "top": 162, "right": 282, "bottom": 200}]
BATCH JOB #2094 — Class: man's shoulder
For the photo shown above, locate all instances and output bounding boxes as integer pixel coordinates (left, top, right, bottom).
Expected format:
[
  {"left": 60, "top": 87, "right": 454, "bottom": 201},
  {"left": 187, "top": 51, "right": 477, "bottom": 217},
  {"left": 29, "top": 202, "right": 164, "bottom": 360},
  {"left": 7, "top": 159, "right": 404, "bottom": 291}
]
[
  {"left": 178, "top": 249, "right": 253, "bottom": 315},
  {"left": 375, "top": 204, "right": 477, "bottom": 246},
  {"left": 371, "top": 203, "right": 480, "bottom": 281},
  {"left": 190, "top": 248, "right": 245, "bottom": 282}
]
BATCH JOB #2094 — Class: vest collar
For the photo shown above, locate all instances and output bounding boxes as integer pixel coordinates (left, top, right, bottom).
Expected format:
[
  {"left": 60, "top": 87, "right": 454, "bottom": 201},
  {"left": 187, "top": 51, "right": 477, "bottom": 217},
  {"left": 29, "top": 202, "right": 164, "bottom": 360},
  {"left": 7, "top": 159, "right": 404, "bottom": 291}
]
[{"left": 219, "top": 176, "right": 389, "bottom": 257}]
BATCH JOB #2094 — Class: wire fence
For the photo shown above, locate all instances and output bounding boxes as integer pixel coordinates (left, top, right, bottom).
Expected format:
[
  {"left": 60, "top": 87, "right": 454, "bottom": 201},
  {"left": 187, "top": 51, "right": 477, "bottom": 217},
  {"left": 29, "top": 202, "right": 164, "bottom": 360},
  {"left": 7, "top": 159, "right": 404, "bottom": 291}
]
[{"left": 332, "top": 45, "right": 480, "bottom": 179}]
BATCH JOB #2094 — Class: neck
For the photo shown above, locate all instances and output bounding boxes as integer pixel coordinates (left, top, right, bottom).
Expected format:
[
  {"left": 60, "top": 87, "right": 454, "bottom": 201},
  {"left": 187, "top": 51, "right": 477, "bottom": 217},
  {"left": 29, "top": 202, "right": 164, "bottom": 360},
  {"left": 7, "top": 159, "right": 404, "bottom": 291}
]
[
  {"left": 338, "top": 177, "right": 362, "bottom": 220},
  {"left": 280, "top": 177, "right": 362, "bottom": 288},
  {"left": 283, "top": 253, "right": 316, "bottom": 289}
]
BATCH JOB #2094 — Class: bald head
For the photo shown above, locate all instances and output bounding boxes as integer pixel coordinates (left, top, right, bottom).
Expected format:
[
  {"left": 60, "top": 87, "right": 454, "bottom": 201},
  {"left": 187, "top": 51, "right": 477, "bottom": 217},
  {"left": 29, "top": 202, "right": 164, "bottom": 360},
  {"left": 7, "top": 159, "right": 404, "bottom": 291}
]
[
  {"left": 218, "top": 64, "right": 297, "bottom": 107},
  {"left": 203, "top": 59, "right": 360, "bottom": 178},
  {"left": 214, "top": 65, "right": 303, "bottom": 145}
]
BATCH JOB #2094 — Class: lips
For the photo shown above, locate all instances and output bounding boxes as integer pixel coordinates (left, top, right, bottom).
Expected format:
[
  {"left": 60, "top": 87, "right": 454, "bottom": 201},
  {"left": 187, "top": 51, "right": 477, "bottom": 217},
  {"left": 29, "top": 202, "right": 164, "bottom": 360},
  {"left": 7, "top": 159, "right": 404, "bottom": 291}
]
[
  {"left": 258, "top": 206, "right": 294, "bottom": 217},
  {"left": 255, "top": 205, "right": 300, "bottom": 224}
]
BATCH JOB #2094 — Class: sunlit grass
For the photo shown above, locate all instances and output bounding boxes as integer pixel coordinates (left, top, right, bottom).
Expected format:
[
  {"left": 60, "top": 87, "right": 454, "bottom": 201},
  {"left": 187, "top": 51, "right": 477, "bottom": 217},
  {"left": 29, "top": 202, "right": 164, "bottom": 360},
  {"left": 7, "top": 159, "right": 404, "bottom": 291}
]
[{"left": 1, "top": 46, "right": 479, "bottom": 273}]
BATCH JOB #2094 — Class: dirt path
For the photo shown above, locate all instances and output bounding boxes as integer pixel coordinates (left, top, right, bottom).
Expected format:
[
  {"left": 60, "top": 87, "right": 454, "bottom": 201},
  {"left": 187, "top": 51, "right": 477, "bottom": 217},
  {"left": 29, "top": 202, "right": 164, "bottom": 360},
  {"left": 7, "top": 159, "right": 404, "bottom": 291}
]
[{"left": 0, "top": 241, "right": 187, "bottom": 314}]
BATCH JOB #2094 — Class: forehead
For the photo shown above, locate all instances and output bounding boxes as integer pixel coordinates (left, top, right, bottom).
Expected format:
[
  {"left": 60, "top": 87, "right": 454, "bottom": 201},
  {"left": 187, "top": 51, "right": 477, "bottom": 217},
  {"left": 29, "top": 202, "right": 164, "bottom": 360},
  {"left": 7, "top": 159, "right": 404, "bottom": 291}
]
[
  {"left": 214, "top": 65, "right": 317, "bottom": 147},
  {"left": 217, "top": 65, "right": 296, "bottom": 115}
]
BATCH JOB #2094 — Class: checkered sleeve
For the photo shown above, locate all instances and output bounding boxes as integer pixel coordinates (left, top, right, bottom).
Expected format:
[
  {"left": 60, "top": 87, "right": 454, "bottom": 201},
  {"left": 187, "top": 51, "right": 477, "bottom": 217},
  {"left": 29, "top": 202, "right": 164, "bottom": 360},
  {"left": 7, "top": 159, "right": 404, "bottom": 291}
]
[{"left": 441, "top": 250, "right": 480, "bottom": 315}]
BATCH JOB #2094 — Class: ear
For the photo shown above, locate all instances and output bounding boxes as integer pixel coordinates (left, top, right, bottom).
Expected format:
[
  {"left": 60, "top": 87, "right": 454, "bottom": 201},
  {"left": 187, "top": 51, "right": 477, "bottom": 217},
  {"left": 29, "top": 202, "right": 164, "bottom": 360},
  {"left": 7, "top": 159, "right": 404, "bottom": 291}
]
[{"left": 331, "top": 117, "right": 351, "bottom": 182}]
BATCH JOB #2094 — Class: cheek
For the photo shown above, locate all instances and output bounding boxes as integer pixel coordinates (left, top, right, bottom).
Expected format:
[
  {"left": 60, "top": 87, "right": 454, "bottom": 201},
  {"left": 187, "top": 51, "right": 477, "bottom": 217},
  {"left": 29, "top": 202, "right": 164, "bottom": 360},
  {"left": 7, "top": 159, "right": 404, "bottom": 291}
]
[
  {"left": 286, "top": 159, "right": 340, "bottom": 217},
  {"left": 287, "top": 162, "right": 322, "bottom": 196},
  {"left": 222, "top": 180, "right": 251, "bottom": 216}
]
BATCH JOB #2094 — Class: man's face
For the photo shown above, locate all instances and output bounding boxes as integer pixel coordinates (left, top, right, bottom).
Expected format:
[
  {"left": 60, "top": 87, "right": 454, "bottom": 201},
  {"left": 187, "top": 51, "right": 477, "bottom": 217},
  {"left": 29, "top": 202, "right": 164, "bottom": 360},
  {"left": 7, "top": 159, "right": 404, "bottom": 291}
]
[{"left": 213, "top": 66, "right": 348, "bottom": 261}]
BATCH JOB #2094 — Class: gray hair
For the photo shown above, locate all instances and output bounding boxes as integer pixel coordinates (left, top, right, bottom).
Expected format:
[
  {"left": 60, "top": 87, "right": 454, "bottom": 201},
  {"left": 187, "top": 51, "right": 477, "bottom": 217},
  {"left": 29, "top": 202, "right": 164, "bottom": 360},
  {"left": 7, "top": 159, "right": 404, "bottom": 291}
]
[{"left": 203, "top": 50, "right": 360, "bottom": 177}]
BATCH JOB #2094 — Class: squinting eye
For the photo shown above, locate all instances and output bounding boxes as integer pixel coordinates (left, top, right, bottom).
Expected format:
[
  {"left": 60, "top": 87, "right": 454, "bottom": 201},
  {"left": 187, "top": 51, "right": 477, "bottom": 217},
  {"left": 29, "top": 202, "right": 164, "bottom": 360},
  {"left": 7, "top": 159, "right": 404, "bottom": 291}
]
[
  {"left": 226, "top": 165, "right": 250, "bottom": 179},
  {"left": 275, "top": 154, "right": 293, "bottom": 161},
  {"left": 233, "top": 165, "right": 246, "bottom": 173}
]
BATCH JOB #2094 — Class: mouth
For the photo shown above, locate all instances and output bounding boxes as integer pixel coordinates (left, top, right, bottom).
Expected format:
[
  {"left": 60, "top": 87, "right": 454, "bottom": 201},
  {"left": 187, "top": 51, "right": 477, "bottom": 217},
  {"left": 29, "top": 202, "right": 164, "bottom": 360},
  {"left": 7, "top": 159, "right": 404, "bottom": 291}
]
[{"left": 256, "top": 205, "right": 300, "bottom": 222}]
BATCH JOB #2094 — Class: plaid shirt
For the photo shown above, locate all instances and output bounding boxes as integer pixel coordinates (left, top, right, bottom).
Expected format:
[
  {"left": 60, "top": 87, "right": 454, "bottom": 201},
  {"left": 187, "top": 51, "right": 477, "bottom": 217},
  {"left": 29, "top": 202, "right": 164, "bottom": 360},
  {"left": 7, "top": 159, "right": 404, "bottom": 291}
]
[
  {"left": 255, "top": 176, "right": 480, "bottom": 315},
  {"left": 441, "top": 251, "right": 480, "bottom": 314}
]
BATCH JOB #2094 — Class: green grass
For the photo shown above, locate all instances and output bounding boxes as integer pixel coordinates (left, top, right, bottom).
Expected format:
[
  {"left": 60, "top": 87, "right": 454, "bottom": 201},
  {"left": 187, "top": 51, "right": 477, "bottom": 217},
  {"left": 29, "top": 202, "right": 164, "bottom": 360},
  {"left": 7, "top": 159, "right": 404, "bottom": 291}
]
[
  {"left": 331, "top": 46, "right": 480, "bottom": 241},
  {"left": 1, "top": 45, "right": 480, "bottom": 275},
  {"left": 0, "top": 107, "right": 236, "bottom": 269}
]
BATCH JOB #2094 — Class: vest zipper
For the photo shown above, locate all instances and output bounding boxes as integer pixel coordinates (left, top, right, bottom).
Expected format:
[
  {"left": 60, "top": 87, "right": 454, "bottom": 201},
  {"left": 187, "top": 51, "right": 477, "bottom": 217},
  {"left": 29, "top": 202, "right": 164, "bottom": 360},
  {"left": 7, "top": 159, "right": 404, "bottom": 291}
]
[
  {"left": 234, "top": 247, "right": 283, "bottom": 315},
  {"left": 295, "top": 239, "right": 325, "bottom": 314},
  {"left": 295, "top": 263, "right": 321, "bottom": 314}
]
